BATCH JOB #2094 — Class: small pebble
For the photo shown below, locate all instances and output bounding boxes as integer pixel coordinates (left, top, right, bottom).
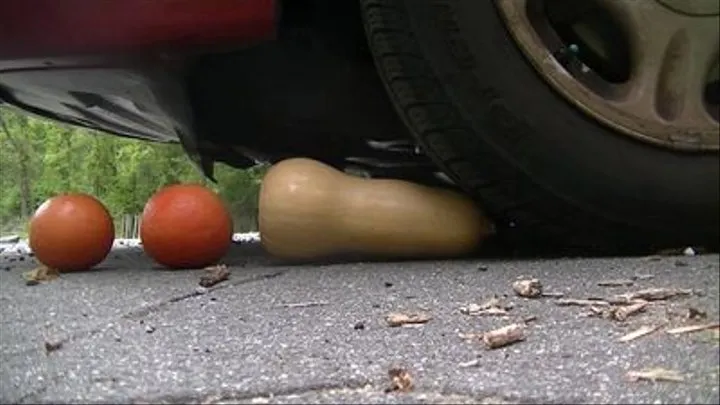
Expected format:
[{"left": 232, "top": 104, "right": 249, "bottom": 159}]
[
  {"left": 145, "top": 325, "right": 156, "bottom": 334},
  {"left": 44, "top": 340, "right": 63, "bottom": 353},
  {"left": 683, "top": 247, "right": 696, "bottom": 256},
  {"left": 512, "top": 278, "right": 543, "bottom": 298}
]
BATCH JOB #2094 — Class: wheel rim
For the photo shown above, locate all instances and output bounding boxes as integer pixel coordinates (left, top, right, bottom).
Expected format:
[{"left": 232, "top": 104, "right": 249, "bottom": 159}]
[{"left": 495, "top": 0, "right": 719, "bottom": 151}]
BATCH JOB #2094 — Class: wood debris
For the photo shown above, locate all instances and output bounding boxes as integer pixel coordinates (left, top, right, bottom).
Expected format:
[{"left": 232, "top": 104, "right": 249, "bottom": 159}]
[
  {"left": 385, "top": 367, "right": 413, "bottom": 393},
  {"left": 626, "top": 367, "right": 685, "bottom": 383},
  {"left": 585, "top": 306, "right": 607, "bottom": 318},
  {"left": 199, "top": 265, "right": 230, "bottom": 288},
  {"left": 607, "top": 301, "right": 649, "bottom": 322},
  {"left": 23, "top": 266, "right": 60, "bottom": 286},
  {"left": 473, "top": 306, "right": 509, "bottom": 316},
  {"left": 512, "top": 279, "right": 542, "bottom": 298},
  {"left": 615, "top": 287, "right": 692, "bottom": 302},
  {"left": 597, "top": 279, "right": 635, "bottom": 287},
  {"left": 555, "top": 298, "right": 610, "bottom": 307},
  {"left": 482, "top": 323, "right": 526, "bottom": 349},
  {"left": 605, "top": 297, "right": 649, "bottom": 306},
  {"left": 385, "top": 312, "right": 432, "bottom": 327},
  {"left": 587, "top": 302, "right": 647, "bottom": 321},
  {"left": 665, "top": 323, "right": 720, "bottom": 335},
  {"left": 522, "top": 315, "right": 538, "bottom": 324},
  {"left": 618, "top": 324, "right": 663, "bottom": 342},
  {"left": 460, "top": 297, "right": 512, "bottom": 316},
  {"left": 277, "top": 301, "right": 329, "bottom": 309},
  {"left": 458, "top": 359, "right": 481, "bottom": 368}
]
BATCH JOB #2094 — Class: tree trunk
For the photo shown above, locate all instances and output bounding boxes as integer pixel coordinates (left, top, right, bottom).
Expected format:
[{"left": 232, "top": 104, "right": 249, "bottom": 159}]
[{"left": 0, "top": 111, "right": 32, "bottom": 219}]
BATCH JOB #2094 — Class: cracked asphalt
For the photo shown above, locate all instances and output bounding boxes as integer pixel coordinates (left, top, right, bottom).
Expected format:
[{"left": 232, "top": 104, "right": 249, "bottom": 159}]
[{"left": 0, "top": 239, "right": 718, "bottom": 404}]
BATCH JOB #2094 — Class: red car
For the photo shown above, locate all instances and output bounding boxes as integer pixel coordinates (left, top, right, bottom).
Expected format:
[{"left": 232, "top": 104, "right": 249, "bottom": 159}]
[{"left": 1, "top": 0, "right": 717, "bottom": 252}]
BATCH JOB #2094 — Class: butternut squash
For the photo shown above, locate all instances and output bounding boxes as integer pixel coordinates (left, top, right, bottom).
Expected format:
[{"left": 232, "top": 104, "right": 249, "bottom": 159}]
[{"left": 258, "top": 158, "right": 494, "bottom": 260}]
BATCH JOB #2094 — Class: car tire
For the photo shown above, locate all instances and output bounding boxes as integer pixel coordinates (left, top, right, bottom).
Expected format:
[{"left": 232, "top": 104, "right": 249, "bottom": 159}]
[{"left": 359, "top": 0, "right": 719, "bottom": 253}]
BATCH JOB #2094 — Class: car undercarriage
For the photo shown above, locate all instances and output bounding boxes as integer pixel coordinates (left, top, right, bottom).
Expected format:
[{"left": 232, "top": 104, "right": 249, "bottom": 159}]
[{"left": 0, "top": 1, "right": 442, "bottom": 187}]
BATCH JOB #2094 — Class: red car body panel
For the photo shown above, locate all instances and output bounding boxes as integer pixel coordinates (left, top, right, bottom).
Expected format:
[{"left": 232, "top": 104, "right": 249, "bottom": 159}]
[{"left": 0, "top": 0, "right": 276, "bottom": 60}]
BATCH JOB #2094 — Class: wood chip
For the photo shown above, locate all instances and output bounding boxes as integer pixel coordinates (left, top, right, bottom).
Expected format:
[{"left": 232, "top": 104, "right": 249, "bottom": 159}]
[
  {"left": 512, "top": 279, "right": 542, "bottom": 298},
  {"left": 474, "top": 307, "right": 509, "bottom": 316},
  {"left": 458, "top": 359, "right": 480, "bottom": 368},
  {"left": 522, "top": 315, "right": 538, "bottom": 324},
  {"left": 605, "top": 297, "right": 649, "bottom": 306},
  {"left": 609, "top": 301, "right": 649, "bottom": 321},
  {"left": 666, "top": 323, "right": 720, "bottom": 335},
  {"left": 618, "top": 324, "right": 663, "bottom": 342},
  {"left": 460, "top": 300, "right": 512, "bottom": 316},
  {"left": 386, "top": 312, "right": 432, "bottom": 327},
  {"left": 460, "top": 297, "right": 511, "bottom": 316},
  {"left": 585, "top": 306, "right": 607, "bottom": 317},
  {"left": 482, "top": 323, "right": 526, "bottom": 349},
  {"left": 385, "top": 368, "right": 413, "bottom": 393},
  {"left": 555, "top": 298, "right": 610, "bottom": 307},
  {"left": 540, "top": 292, "right": 565, "bottom": 298},
  {"left": 626, "top": 367, "right": 685, "bottom": 383},
  {"left": 616, "top": 287, "right": 692, "bottom": 302},
  {"left": 278, "top": 301, "right": 329, "bottom": 309},
  {"left": 597, "top": 279, "right": 635, "bottom": 287},
  {"left": 199, "top": 265, "right": 230, "bottom": 288},
  {"left": 23, "top": 266, "right": 60, "bottom": 286}
]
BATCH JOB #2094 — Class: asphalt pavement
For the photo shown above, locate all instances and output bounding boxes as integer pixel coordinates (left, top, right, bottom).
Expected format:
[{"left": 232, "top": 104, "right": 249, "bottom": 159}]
[{"left": 0, "top": 238, "right": 718, "bottom": 404}]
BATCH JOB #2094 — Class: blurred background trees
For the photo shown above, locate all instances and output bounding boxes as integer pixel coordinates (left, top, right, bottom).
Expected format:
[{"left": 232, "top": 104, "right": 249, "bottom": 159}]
[{"left": 0, "top": 107, "right": 265, "bottom": 236}]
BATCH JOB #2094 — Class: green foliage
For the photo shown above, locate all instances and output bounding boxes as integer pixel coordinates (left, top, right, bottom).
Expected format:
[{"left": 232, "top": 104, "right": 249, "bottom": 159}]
[{"left": 0, "top": 107, "right": 264, "bottom": 236}]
